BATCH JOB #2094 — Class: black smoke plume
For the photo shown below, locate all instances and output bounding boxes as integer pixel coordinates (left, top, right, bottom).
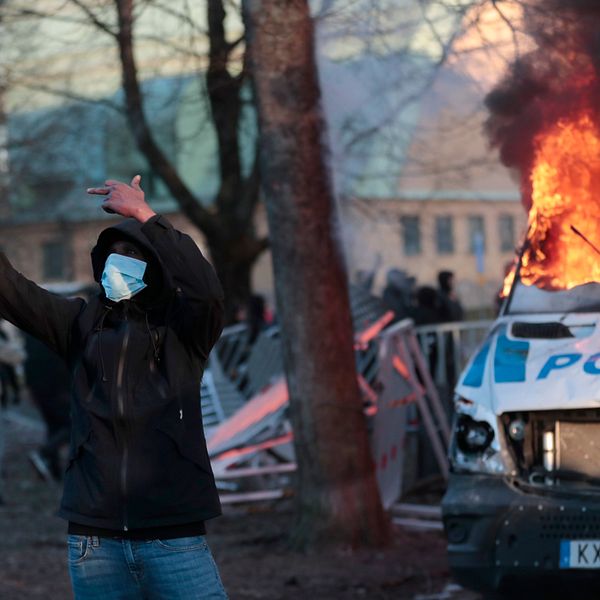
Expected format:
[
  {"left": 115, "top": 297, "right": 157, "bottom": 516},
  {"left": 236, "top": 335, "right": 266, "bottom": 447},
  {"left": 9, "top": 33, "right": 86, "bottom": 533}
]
[{"left": 485, "top": 0, "right": 600, "bottom": 209}]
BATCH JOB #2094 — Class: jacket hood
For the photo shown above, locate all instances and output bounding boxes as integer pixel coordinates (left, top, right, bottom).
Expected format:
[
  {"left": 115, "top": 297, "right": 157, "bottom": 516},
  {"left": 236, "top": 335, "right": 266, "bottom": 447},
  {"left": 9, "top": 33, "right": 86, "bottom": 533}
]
[{"left": 91, "top": 218, "right": 170, "bottom": 306}]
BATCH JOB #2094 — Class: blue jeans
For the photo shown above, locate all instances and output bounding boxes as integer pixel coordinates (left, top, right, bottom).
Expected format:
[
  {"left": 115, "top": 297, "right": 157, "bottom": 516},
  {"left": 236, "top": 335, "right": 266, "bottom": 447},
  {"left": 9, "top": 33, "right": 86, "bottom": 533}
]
[{"left": 67, "top": 534, "right": 228, "bottom": 599}]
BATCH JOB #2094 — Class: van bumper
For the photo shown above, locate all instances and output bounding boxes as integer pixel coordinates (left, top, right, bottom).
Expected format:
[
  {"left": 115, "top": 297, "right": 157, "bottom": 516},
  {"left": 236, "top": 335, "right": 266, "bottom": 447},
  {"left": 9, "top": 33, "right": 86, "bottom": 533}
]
[{"left": 442, "top": 473, "right": 600, "bottom": 594}]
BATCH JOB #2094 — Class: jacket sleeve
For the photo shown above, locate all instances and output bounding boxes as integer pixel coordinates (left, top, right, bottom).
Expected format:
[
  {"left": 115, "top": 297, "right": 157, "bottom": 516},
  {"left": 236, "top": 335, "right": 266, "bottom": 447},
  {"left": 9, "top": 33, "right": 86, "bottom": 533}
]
[
  {"left": 141, "top": 214, "right": 225, "bottom": 359},
  {"left": 0, "top": 252, "right": 84, "bottom": 359}
]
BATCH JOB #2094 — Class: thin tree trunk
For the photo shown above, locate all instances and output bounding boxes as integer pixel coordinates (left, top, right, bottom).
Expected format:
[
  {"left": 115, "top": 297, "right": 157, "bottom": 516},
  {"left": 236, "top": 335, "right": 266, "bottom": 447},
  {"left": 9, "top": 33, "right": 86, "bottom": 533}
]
[
  {"left": 0, "top": 84, "right": 9, "bottom": 220},
  {"left": 243, "top": 0, "right": 390, "bottom": 548},
  {"left": 0, "top": 4, "right": 9, "bottom": 221},
  {"left": 114, "top": 0, "right": 267, "bottom": 321}
]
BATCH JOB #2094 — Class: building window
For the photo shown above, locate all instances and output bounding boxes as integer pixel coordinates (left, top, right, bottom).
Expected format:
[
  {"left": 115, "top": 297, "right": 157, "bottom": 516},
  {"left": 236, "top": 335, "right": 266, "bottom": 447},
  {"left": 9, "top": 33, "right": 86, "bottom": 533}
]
[
  {"left": 42, "top": 240, "right": 66, "bottom": 280},
  {"left": 468, "top": 215, "right": 486, "bottom": 254},
  {"left": 400, "top": 215, "right": 421, "bottom": 256},
  {"left": 435, "top": 215, "right": 454, "bottom": 255},
  {"left": 499, "top": 214, "right": 515, "bottom": 252}
]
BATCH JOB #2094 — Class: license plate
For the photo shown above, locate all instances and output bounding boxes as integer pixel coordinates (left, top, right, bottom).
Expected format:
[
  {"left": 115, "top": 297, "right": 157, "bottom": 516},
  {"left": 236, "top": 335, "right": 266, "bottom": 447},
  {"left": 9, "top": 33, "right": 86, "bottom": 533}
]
[{"left": 560, "top": 540, "right": 600, "bottom": 569}]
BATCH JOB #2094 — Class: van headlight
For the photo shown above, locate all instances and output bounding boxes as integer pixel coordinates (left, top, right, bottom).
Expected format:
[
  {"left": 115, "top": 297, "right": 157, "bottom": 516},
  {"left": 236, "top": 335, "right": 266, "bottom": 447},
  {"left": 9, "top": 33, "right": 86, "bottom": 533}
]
[
  {"left": 450, "top": 399, "right": 514, "bottom": 476},
  {"left": 456, "top": 416, "right": 494, "bottom": 453}
]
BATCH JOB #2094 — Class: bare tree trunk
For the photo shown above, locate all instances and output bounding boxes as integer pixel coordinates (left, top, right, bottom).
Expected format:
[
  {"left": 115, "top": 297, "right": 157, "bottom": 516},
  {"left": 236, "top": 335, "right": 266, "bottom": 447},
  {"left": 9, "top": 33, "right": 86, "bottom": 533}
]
[
  {"left": 114, "top": 0, "right": 267, "bottom": 320},
  {"left": 243, "top": 0, "right": 389, "bottom": 548},
  {"left": 0, "top": 4, "right": 9, "bottom": 221},
  {"left": 0, "top": 85, "right": 8, "bottom": 220}
]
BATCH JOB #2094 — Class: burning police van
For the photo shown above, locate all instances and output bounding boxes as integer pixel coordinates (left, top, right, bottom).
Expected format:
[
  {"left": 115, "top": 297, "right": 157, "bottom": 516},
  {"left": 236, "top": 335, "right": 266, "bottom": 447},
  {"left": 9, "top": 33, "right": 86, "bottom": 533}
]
[{"left": 443, "top": 274, "right": 600, "bottom": 593}]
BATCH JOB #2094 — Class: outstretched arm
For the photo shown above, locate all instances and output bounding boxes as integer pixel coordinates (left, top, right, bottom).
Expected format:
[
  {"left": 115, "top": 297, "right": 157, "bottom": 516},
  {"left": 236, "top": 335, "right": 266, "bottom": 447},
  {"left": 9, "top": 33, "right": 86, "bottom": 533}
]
[
  {"left": 141, "top": 215, "right": 225, "bottom": 358},
  {"left": 0, "top": 253, "right": 85, "bottom": 358},
  {"left": 88, "top": 176, "right": 225, "bottom": 358}
]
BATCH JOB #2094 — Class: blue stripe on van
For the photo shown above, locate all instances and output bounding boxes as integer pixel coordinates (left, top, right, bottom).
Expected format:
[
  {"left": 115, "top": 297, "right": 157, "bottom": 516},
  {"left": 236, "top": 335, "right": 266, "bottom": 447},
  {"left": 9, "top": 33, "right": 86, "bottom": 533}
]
[
  {"left": 560, "top": 541, "right": 571, "bottom": 569},
  {"left": 494, "top": 333, "right": 529, "bottom": 383},
  {"left": 462, "top": 339, "right": 492, "bottom": 388}
]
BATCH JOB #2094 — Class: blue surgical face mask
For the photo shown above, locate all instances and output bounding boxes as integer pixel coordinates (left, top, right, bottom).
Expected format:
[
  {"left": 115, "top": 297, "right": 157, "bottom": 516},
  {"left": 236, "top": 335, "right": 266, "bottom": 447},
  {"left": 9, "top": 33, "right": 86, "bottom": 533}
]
[{"left": 101, "top": 253, "right": 147, "bottom": 302}]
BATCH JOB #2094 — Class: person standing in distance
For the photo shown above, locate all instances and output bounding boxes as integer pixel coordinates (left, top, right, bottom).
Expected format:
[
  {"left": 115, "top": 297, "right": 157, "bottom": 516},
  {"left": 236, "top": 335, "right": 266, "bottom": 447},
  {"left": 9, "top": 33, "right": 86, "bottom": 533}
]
[{"left": 0, "top": 175, "right": 228, "bottom": 599}]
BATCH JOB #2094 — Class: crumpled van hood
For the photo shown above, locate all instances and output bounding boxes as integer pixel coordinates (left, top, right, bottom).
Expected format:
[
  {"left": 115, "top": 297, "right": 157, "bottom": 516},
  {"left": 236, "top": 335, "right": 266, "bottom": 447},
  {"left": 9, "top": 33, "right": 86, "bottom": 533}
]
[{"left": 456, "top": 313, "right": 600, "bottom": 414}]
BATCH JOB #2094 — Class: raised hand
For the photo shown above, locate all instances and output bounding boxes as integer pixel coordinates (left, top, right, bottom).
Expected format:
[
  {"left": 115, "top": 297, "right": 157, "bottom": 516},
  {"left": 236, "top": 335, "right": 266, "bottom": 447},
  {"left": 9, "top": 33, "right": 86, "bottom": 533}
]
[{"left": 87, "top": 175, "right": 157, "bottom": 223}]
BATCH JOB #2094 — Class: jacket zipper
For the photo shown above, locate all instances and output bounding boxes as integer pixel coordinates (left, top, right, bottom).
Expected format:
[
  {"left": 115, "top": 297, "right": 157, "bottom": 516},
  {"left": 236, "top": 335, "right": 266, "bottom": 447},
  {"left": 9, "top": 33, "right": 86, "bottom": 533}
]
[{"left": 116, "top": 319, "right": 130, "bottom": 532}]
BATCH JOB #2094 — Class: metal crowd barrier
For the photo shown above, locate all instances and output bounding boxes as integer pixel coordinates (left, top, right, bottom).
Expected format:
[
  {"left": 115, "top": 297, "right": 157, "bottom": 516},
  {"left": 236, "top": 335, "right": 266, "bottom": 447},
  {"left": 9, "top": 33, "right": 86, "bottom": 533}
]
[
  {"left": 413, "top": 320, "right": 493, "bottom": 389},
  {"left": 205, "top": 319, "right": 494, "bottom": 431},
  {"left": 199, "top": 315, "right": 494, "bottom": 506}
]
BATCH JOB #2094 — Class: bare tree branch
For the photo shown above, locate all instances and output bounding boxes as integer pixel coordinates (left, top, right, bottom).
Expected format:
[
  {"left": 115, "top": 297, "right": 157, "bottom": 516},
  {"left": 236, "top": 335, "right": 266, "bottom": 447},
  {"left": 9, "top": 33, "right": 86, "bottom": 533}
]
[
  {"left": 68, "top": 0, "right": 117, "bottom": 37},
  {"left": 206, "top": 0, "right": 244, "bottom": 223},
  {"left": 139, "top": 0, "right": 207, "bottom": 36},
  {"left": 1, "top": 6, "right": 99, "bottom": 28},
  {"left": 7, "top": 79, "right": 122, "bottom": 112},
  {"left": 114, "top": 0, "right": 220, "bottom": 239},
  {"left": 134, "top": 33, "right": 208, "bottom": 60},
  {"left": 236, "top": 136, "right": 261, "bottom": 225},
  {"left": 491, "top": 0, "right": 521, "bottom": 58}
]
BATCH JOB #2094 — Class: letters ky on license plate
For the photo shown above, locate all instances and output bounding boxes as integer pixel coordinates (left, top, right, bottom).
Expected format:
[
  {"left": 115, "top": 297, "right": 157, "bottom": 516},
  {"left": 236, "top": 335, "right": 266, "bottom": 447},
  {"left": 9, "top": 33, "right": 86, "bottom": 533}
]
[{"left": 560, "top": 540, "right": 600, "bottom": 569}]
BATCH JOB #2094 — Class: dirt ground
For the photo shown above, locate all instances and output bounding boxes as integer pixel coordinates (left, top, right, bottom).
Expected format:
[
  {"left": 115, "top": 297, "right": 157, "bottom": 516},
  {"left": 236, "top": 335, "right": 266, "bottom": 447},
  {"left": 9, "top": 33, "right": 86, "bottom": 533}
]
[{"left": 0, "top": 405, "right": 479, "bottom": 600}]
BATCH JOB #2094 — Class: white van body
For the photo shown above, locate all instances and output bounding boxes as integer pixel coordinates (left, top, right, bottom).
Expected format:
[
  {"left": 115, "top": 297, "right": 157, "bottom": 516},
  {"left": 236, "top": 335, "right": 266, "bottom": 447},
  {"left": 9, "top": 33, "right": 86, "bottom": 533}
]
[{"left": 443, "top": 280, "right": 600, "bottom": 594}]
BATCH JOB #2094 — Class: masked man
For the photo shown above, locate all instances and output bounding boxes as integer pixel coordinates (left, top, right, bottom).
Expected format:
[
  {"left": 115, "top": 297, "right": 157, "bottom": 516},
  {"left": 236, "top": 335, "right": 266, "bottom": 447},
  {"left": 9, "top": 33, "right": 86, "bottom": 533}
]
[{"left": 0, "top": 176, "right": 228, "bottom": 599}]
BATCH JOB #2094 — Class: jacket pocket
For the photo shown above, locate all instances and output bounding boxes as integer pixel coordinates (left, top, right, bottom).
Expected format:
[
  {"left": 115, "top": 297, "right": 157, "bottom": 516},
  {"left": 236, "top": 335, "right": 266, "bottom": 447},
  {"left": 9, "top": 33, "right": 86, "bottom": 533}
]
[
  {"left": 156, "top": 420, "right": 208, "bottom": 470},
  {"left": 130, "top": 409, "right": 220, "bottom": 522},
  {"left": 66, "top": 425, "right": 92, "bottom": 472}
]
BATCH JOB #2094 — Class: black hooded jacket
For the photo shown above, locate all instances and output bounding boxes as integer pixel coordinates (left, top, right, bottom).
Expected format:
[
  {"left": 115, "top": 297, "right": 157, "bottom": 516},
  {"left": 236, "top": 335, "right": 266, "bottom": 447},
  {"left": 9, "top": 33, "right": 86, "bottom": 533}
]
[{"left": 0, "top": 215, "right": 224, "bottom": 531}]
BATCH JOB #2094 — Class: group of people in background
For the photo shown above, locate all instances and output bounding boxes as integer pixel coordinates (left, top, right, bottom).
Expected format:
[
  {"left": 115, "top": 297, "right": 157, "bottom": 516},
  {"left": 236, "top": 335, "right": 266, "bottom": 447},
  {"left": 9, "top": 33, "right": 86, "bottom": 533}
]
[
  {"left": 371, "top": 269, "right": 465, "bottom": 386},
  {"left": 234, "top": 293, "right": 275, "bottom": 345},
  {"left": 0, "top": 320, "right": 26, "bottom": 503},
  {"left": 0, "top": 319, "right": 71, "bottom": 489},
  {"left": 380, "top": 268, "right": 464, "bottom": 326}
]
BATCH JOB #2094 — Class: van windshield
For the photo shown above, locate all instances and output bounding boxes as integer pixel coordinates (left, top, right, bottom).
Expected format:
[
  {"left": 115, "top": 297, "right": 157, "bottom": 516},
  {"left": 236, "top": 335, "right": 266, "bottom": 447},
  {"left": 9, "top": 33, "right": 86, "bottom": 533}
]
[{"left": 506, "top": 280, "right": 600, "bottom": 314}]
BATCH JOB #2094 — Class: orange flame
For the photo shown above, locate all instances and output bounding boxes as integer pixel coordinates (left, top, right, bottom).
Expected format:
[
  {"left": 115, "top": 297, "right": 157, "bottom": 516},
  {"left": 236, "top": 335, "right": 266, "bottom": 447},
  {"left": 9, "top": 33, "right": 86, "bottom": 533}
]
[
  {"left": 501, "top": 262, "right": 516, "bottom": 298},
  {"left": 503, "top": 113, "right": 600, "bottom": 294}
]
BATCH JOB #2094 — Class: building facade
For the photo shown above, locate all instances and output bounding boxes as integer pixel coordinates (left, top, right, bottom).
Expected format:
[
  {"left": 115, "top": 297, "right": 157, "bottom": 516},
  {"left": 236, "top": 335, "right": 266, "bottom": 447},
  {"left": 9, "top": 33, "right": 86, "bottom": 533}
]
[
  {"left": 0, "top": 192, "right": 525, "bottom": 313},
  {"left": 343, "top": 196, "right": 527, "bottom": 311}
]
